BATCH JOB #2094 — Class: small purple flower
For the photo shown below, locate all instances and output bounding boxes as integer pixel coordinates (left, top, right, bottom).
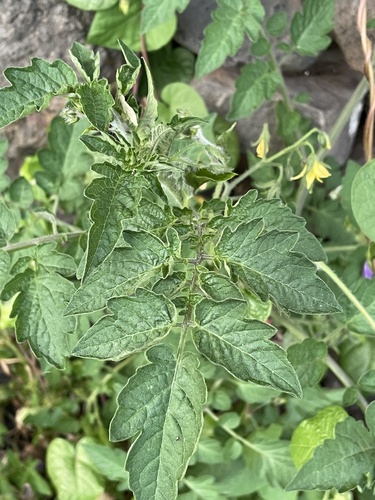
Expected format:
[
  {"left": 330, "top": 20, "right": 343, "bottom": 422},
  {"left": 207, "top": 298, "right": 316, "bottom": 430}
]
[{"left": 362, "top": 261, "right": 374, "bottom": 279}]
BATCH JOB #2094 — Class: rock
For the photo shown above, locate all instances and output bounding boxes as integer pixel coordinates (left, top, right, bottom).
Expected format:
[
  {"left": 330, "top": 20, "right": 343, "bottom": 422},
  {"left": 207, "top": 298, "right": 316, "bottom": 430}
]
[
  {"left": 333, "top": 1, "right": 375, "bottom": 73},
  {"left": 192, "top": 45, "right": 363, "bottom": 165}
]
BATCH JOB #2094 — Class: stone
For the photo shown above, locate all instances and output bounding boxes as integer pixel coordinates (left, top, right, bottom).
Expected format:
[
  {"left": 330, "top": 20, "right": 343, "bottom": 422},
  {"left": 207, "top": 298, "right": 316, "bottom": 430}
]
[{"left": 333, "top": 1, "right": 375, "bottom": 73}]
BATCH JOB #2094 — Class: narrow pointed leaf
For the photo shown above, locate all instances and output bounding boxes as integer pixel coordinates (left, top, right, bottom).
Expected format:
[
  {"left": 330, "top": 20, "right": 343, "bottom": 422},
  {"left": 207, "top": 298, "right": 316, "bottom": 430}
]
[
  {"left": 72, "top": 289, "right": 177, "bottom": 360},
  {"left": 216, "top": 190, "right": 326, "bottom": 262},
  {"left": 216, "top": 220, "right": 340, "bottom": 314},
  {"left": 66, "top": 231, "right": 170, "bottom": 314},
  {"left": 0, "top": 251, "right": 10, "bottom": 293},
  {"left": 287, "top": 418, "right": 375, "bottom": 492},
  {"left": 69, "top": 42, "right": 100, "bottom": 82},
  {"left": 194, "top": 299, "right": 302, "bottom": 396},
  {"left": 137, "top": 62, "right": 158, "bottom": 141},
  {"left": 291, "top": 0, "right": 334, "bottom": 56},
  {"left": 195, "top": 0, "right": 265, "bottom": 78},
  {"left": 229, "top": 61, "right": 282, "bottom": 120},
  {"left": 1, "top": 267, "right": 76, "bottom": 368},
  {"left": 76, "top": 80, "right": 115, "bottom": 131},
  {"left": 83, "top": 163, "right": 146, "bottom": 280},
  {"left": 0, "top": 58, "right": 78, "bottom": 128},
  {"left": 117, "top": 40, "right": 141, "bottom": 95},
  {"left": 110, "top": 344, "right": 207, "bottom": 500}
]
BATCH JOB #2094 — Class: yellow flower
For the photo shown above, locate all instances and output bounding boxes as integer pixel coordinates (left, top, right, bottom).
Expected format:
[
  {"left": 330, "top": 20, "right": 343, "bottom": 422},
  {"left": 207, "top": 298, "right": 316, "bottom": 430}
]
[
  {"left": 254, "top": 124, "right": 270, "bottom": 159},
  {"left": 291, "top": 159, "right": 331, "bottom": 190},
  {"left": 256, "top": 138, "right": 267, "bottom": 159}
]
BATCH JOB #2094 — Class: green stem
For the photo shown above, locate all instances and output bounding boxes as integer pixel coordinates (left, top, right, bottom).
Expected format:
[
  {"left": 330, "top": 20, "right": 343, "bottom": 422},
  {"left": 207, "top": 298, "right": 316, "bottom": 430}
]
[
  {"left": 272, "top": 310, "right": 369, "bottom": 413},
  {"left": 318, "top": 261, "right": 375, "bottom": 333},
  {"left": 222, "top": 128, "right": 320, "bottom": 199},
  {"left": 204, "top": 407, "right": 266, "bottom": 454},
  {"left": 1, "top": 231, "right": 85, "bottom": 253},
  {"left": 325, "top": 356, "right": 368, "bottom": 414},
  {"left": 323, "top": 244, "right": 362, "bottom": 253}
]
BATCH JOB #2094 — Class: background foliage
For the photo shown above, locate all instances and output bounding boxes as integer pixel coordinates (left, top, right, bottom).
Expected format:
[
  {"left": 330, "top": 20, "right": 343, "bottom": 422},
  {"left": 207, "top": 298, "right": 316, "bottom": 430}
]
[{"left": 1, "top": 0, "right": 375, "bottom": 499}]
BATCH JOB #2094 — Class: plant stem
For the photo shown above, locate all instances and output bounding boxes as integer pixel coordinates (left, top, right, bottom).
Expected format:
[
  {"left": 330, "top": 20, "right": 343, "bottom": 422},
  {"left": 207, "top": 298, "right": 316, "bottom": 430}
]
[
  {"left": 272, "top": 310, "right": 369, "bottom": 413},
  {"left": 325, "top": 355, "right": 369, "bottom": 413},
  {"left": 1, "top": 231, "right": 85, "bottom": 253},
  {"left": 323, "top": 244, "right": 362, "bottom": 253},
  {"left": 204, "top": 407, "right": 266, "bottom": 454},
  {"left": 318, "top": 261, "right": 375, "bottom": 333}
]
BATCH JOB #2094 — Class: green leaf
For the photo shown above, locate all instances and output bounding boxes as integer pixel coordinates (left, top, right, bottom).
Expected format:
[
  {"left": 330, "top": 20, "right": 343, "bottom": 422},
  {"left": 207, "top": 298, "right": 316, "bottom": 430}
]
[
  {"left": 46, "top": 438, "right": 104, "bottom": 500},
  {"left": 122, "top": 198, "right": 177, "bottom": 232},
  {"left": 80, "top": 442, "right": 128, "bottom": 486},
  {"left": 287, "top": 417, "right": 375, "bottom": 492},
  {"left": 228, "top": 60, "right": 282, "bottom": 119},
  {"left": 72, "top": 289, "right": 177, "bottom": 360},
  {"left": 0, "top": 58, "right": 77, "bottom": 128},
  {"left": 195, "top": 0, "right": 265, "bottom": 78},
  {"left": 1, "top": 264, "right": 76, "bottom": 368},
  {"left": 69, "top": 42, "right": 100, "bottom": 82},
  {"left": 199, "top": 272, "right": 243, "bottom": 302},
  {"left": 117, "top": 40, "right": 142, "bottom": 95},
  {"left": 288, "top": 339, "right": 327, "bottom": 388},
  {"left": 0, "top": 201, "right": 17, "bottom": 244},
  {"left": 243, "top": 436, "right": 296, "bottom": 488},
  {"left": 338, "top": 278, "right": 375, "bottom": 335},
  {"left": 158, "top": 83, "right": 208, "bottom": 124},
  {"left": 266, "top": 11, "right": 288, "bottom": 36},
  {"left": 65, "top": 0, "right": 118, "bottom": 9},
  {"left": 141, "top": 0, "right": 189, "bottom": 32},
  {"left": 137, "top": 61, "right": 158, "bottom": 141},
  {"left": 183, "top": 475, "right": 226, "bottom": 500},
  {"left": 0, "top": 251, "right": 10, "bottom": 293},
  {"left": 290, "top": 406, "right": 348, "bottom": 469},
  {"left": 215, "top": 220, "right": 340, "bottom": 315},
  {"left": 194, "top": 299, "right": 302, "bottom": 396},
  {"left": 36, "top": 117, "right": 93, "bottom": 200},
  {"left": 87, "top": 1, "right": 177, "bottom": 51},
  {"left": 358, "top": 370, "right": 375, "bottom": 393},
  {"left": 83, "top": 164, "right": 146, "bottom": 280},
  {"left": 76, "top": 80, "right": 114, "bottom": 131},
  {"left": 366, "top": 401, "right": 375, "bottom": 436},
  {"left": 66, "top": 230, "right": 170, "bottom": 314},
  {"left": 351, "top": 160, "right": 375, "bottom": 241},
  {"left": 219, "top": 190, "right": 326, "bottom": 262},
  {"left": 110, "top": 344, "right": 206, "bottom": 500},
  {"left": 291, "top": 0, "right": 335, "bottom": 56},
  {"left": 9, "top": 177, "right": 34, "bottom": 209}
]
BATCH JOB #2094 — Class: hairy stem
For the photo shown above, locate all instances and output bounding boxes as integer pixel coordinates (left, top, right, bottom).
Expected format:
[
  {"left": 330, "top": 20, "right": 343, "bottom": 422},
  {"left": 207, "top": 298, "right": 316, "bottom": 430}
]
[{"left": 1, "top": 231, "right": 85, "bottom": 253}]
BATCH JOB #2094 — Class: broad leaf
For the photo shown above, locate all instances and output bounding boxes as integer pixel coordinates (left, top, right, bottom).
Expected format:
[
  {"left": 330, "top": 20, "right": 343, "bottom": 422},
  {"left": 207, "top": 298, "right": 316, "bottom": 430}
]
[
  {"left": 216, "top": 190, "right": 326, "bottom": 262},
  {"left": 83, "top": 163, "right": 146, "bottom": 280},
  {"left": 117, "top": 40, "right": 142, "bottom": 96},
  {"left": 193, "top": 299, "right": 302, "bottom": 396},
  {"left": 287, "top": 418, "right": 375, "bottom": 492},
  {"left": 158, "top": 83, "right": 208, "bottom": 124},
  {"left": 183, "top": 475, "right": 226, "bottom": 500},
  {"left": 66, "top": 230, "right": 170, "bottom": 314},
  {"left": 215, "top": 220, "right": 340, "bottom": 314},
  {"left": 122, "top": 198, "right": 177, "bottom": 232},
  {"left": 80, "top": 442, "right": 128, "bottom": 487},
  {"left": 69, "top": 42, "right": 100, "bottom": 82},
  {"left": 0, "top": 201, "right": 17, "bottom": 244},
  {"left": 36, "top": 117, "right": 93, "bottom": 201},
  {"left": 141, "top": 0, "right": 189, "bottom": 33},
  {"left": 46, "top": 438, "right": 104, "bottom": 500},
  {"left": 290, "top": 406, "right": 348, "bottom": 469},
  {"left": 65, "top": 0, "right": 117, "bottom": 9},
  {"left": 1, "top": 265, "right": 76, "bottom": 368},
  {"left": 0, "top": 251, "right": 10, "bottom": 293},
  {"left": 0, "top": 58, "right": 77, "bottom": 128},
  {"left": 110, "top": 344, "right": 207, "bottom": 500},
  {"left": 72, "top": 289, "right": 177, "bottom": 361},
  {"left": 351, "top": 160, "right": 375, "bottom": 241},
  {"left": 9, "top": 177, "right": 34, "bottom": 209},
  {"left": 87, "top": 1, "right": 177, "bottom": 51},
  {"left": 291, "top": 0, "right": 334, "bottom": 56},
  {"left": 195, "top": 0, "right": 265, "bottom": 78},
  {"left": 228, "top": 60, "right": 282, "bottom": 120},
  {"left": 287, "top": 339, "right": 327, "bottom": 388},
  {"left": 76, "top": 80, "right": 115, "bottom": 131},
  {"left": 199, "top": 272, "right": 243, "bottom": 302}
]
